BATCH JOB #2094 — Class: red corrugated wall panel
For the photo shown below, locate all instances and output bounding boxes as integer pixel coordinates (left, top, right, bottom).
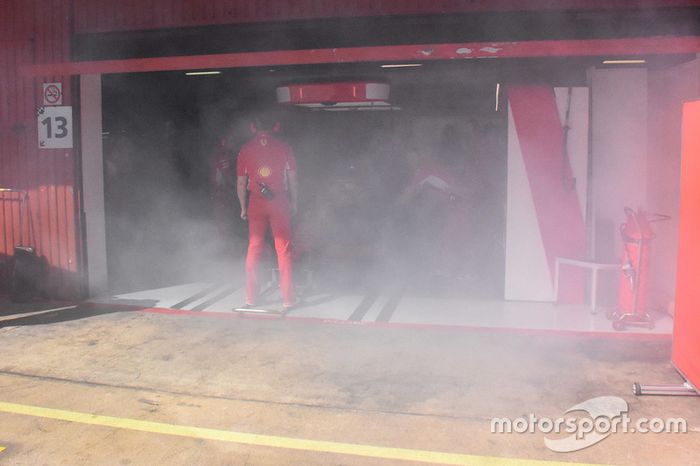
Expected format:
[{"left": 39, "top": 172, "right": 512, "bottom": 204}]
[
  {"left": 0, "top": 41, "right": 35, "bottom": 293},
  {"left": 1, "top": 0, "right": 80, "bottom": 298}
]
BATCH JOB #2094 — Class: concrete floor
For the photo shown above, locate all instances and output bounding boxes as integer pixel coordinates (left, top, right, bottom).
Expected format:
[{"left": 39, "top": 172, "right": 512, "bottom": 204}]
[{"left": 0, "top": 300, "right": 698, "bottom": 465}]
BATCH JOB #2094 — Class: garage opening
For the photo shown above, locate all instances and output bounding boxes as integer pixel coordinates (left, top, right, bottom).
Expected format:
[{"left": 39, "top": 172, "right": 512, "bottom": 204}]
[{"left": 98, "top": 57, "right": 596, "bottom": 306}]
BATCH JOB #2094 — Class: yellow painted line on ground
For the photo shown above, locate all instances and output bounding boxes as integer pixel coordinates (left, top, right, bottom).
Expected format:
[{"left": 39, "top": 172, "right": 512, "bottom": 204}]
[{"left": 0, "top": 401, "right": 607, "bottom": 466}]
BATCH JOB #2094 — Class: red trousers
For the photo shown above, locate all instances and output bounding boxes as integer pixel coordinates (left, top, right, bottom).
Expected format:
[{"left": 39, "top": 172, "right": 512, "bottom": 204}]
[{"left": 245, "top": 198, "right": 294, "bottom": 306}]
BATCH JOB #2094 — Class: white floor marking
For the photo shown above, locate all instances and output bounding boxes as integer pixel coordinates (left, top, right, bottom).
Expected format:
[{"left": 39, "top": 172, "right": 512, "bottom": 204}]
[
  {"left": 91, "top": 282, "right": 673, "bottom": 335},
  {"left": 0, "top": 306, "right": 78, "bottom": 322}
]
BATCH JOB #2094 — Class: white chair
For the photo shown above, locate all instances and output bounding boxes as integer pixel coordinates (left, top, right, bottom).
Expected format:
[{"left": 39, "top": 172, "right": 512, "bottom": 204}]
[{"left": 553, "top": 257, "right": 619, "bottom": 311}]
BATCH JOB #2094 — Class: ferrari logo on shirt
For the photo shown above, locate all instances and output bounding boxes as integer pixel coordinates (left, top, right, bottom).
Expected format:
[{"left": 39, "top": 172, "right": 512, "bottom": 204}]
[{"left": 258, "top": 166, "right": 272, "bottom": 178}]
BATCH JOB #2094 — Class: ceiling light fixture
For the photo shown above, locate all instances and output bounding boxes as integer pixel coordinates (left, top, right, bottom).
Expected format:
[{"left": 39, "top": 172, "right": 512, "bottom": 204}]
[
  {"left": 185, "top": 71, "right": 222, "bottom": 76},
  {"left": 602, "top": 59, "right": 646, "bottom": 65},
  {"left": 495, "top": 83, "right": 501, "bottom": 112},
  {"left": 380, "top": 63, "right": 423, "bottom": 69}
]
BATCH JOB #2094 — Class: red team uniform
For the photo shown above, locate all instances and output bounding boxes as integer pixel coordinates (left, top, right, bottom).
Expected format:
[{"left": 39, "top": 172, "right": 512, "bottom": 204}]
[{"left": 237, "top": 131, "right": 297, "bottom": 307}]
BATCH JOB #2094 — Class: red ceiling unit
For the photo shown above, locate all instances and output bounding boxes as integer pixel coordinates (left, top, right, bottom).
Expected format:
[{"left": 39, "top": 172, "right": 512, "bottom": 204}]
[{"left": 276, "top": 81, "right": 396, "bottom": 111}]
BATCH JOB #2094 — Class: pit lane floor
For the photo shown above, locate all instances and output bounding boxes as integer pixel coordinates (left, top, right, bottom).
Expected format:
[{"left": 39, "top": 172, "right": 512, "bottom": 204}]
[{"left": 0, "top": 297, "right": 697, "bottom": 465}]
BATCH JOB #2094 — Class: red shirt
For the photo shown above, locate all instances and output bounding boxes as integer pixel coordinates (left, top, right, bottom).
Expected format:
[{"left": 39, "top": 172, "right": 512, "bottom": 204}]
[{"left": 237, "top": 132, "right": 296, "bottom": 200}]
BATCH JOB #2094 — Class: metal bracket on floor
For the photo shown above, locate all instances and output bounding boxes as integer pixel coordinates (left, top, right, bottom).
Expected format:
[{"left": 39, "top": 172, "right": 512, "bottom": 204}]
[{"left": 633, "top": 382, "right": 699, "bottom": 397}]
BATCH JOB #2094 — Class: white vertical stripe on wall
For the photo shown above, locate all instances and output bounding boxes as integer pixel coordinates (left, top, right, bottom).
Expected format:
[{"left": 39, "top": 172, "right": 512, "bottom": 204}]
[{"left": 505, "top": 104, "right": 554, "bottom": 301}]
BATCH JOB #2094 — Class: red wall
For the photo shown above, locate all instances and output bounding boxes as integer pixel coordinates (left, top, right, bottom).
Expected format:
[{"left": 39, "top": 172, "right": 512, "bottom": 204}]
[
  {"left": 71, "top": 0, "right": 700, "bottom": 33},
  {"left": 672, "top": 100, "right": 700, "bottom": 390},
  {"left": 0, "top": 0, "right": 79, "bottom": 298}
]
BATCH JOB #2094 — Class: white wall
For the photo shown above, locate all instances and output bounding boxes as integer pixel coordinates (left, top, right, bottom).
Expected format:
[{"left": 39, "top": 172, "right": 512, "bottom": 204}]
[{"left": 589, "top": 68, "right": 648, "bottom": 263}]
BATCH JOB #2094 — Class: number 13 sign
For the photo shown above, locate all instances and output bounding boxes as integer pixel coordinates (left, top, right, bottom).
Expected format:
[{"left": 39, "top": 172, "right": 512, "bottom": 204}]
[{"left": 38, "top": 106, "right": 73, "bottom": 149}]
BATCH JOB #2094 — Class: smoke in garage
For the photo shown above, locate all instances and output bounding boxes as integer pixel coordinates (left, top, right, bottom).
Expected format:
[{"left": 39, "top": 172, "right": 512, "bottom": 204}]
[{"left": 100, "top": 60, "right": 590, "bottom": 300}]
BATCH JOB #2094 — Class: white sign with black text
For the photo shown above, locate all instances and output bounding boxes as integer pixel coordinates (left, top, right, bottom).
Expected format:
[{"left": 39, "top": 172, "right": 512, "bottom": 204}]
[{"left": 38, "top": 106, "right": 73, "bottom": 149}]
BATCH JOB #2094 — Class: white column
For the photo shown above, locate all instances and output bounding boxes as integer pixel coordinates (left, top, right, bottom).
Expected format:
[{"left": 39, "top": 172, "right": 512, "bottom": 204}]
[{"left": 80, "top": 74, "right": 108, "bottom": 296}]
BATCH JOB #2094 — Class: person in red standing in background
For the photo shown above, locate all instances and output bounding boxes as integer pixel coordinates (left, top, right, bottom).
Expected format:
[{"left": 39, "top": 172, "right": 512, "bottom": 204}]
[{"left": 236, "top": 115, "right": 298, "bottom": 309}]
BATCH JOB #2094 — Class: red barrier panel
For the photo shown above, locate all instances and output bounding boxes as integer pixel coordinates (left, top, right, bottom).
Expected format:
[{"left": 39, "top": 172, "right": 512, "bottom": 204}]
[{"left": 672, "top": 99, "right": 700, "bottom": 391}]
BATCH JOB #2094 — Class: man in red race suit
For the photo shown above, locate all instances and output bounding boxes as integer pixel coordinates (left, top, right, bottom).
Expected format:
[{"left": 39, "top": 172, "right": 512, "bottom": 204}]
[{"left": 236, "top": 116, "right": 298, "bottom": 308}]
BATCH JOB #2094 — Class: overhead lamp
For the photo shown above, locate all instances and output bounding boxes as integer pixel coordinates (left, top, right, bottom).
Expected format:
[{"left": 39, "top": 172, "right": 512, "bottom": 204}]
[
  {"left": 380, "top": 63, "right": 423, "bottom": 69},
  {"left": 495, "top": 83, "right": 501, "bottom": 112},
  {"left": 185, "top": 71, "right": 222, "bottom": 76},
  {"left": 602, "top": 59, "right": 646, "bottom": 65}
]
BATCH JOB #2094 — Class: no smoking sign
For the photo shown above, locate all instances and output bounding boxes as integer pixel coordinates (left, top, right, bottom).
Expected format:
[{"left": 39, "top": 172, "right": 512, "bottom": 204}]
[{"left": 43, "top": 82, "right": 63, "bottom": 106}]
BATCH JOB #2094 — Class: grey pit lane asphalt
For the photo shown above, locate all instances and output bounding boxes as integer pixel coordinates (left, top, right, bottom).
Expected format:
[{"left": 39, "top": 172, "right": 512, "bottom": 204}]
[{"left": 0, "top": 303, "right": 697, "bottom": 465}]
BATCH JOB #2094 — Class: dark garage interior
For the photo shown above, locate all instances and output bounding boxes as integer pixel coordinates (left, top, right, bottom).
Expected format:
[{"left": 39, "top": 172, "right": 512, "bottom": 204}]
[{"left": 99, "top": 58, "right": 601, "bottom": 296}]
